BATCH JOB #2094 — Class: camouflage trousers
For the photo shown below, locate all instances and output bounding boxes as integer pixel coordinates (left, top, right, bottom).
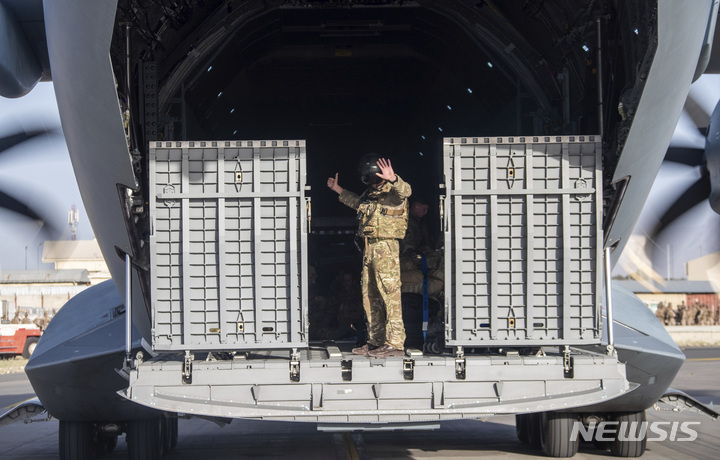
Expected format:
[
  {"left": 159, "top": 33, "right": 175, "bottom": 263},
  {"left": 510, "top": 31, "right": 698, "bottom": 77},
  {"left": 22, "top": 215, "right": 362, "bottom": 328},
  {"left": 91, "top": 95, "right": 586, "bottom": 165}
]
[{"left": 361, "top": 238, "right": 406, "bottom": 350}]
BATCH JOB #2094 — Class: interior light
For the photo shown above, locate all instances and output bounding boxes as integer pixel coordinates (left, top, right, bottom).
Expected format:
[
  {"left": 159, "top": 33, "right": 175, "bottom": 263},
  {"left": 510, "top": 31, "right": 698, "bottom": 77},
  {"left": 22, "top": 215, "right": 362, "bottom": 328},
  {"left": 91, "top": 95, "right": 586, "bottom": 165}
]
[
  {"left": 582, "top": 44, "right": 590, "bottom": 53},
  {"left": 230, "top": 108, "right": 235, "bottom": 114},
  {"left": 447, "top": 105, "right": 452, "bottom": 110},
  {"left": 233, "top": 130, "right": 237, "bottom": 135},
  {"left": 421, "top": 135, "right": 426, "bottom": 140},
  {"left": 419, "top": 152, "right": 424, "bottom": 156},
  {"left": 438, "top": 127, "right": 443, "bottom": 132},
  {"left": 467, "top": 88, "right": 473, "bottom": 94},
  {"left": 634, "top": 28, "right": 639, "bottom": 35},
  {"left": 207, "top": 66, "right": 213, "bottom": 72},
  {"left": 487, "top": 61, "right": 493, "bottom": 68},
  {"left": 217, "top": 91, "right": 223, "bottom": 98}
]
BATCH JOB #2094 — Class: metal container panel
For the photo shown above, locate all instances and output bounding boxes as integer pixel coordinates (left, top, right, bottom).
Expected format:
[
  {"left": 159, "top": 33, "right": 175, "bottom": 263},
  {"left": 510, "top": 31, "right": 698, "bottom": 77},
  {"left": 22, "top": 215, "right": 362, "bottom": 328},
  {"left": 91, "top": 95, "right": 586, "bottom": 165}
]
[
  {"left": 443, "top": 136, "right": 602, "bottom": 346},
  {"left": 149, "top": 140, "right": 308, "bottom": 351}
]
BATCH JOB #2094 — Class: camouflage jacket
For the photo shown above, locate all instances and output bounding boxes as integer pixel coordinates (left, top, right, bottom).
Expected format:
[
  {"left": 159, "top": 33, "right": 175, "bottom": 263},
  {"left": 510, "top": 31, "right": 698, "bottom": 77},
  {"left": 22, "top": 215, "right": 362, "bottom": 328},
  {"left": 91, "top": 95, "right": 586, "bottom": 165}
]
[{"left": 339, "top": 175, "right": 412, "bottom": 240}]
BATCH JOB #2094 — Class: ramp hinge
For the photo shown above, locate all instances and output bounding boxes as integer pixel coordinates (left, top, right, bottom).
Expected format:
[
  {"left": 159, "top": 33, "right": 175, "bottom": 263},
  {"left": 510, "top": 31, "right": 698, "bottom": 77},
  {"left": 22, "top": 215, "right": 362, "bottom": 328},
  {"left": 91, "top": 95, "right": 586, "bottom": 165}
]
[
  {"left": 403, "top": 359, "right": 415, "bottom": 380},
  {"left": 341, "top": 360, "right": 353, "bottom": 381},
  {"left": 455, "top": 346, "right": 466, "bottom": 380},
  {"left": 182, "top": 351, "right": 193, "bottom": 385},
  {"left": 563, "top": 346, "right": 574, "bottom": 379},
  {"left": 290, "top": 348, "right": 300, "bottom": 382}
]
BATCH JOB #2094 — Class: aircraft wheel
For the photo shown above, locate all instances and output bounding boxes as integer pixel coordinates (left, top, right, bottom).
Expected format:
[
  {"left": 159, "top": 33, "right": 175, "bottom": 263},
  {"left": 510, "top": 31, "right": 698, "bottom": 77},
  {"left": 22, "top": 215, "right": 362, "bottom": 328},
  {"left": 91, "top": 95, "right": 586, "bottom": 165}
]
[
  {"left": 610, "top": 411, "right": 647, "bottom": 457},
  {"left": 105, "top": 434, "right": 118, "bottom": 452},
  {"left": 540, "top": 411, "right": 580, "bottom": 458},
  {"left": 515, "top": 413, "right": 543, "bottom": 449},
  {"left": 169, "top": 415, "right": 178, "bottom": 451},
  {"left": 127, "top": 418, "right": 163, "bottom": 460},
  {"left": 161, "top": 414, "right": 178, "bottom": 455},
  {"left": 59, "top": 420, "right": 94, "bottom": 460},
  {"left": 22, "top": 337, "right": 39, "bottom": 359},
  {"left": 516, "top": 414, "right": 531, "bottom": 444}
]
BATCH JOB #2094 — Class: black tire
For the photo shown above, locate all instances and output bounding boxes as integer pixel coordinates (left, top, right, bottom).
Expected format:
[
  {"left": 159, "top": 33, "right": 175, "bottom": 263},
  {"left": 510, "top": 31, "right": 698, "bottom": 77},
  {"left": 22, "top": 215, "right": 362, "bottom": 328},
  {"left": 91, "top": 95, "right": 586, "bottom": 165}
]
[
  {"left": 516, "top": 414, "right": 531, "bottom": 444},
  {"left": 610, "top": 411, "right": 647, "bottom": 457},
  {"left": 516, "top": 413, "right": 543, "bottom": 450},
  {"left": 169, "top": 416, "right": 178, "bottom": 451},
  {"left": 92, "top": 433, "right": 118, "bottom": 457},
  {"left": 528, "top": 412, "right": 543, "bottom": 450},
  {"left": 540, "top": 411, "right": 580, "bottom": 458},
  {"left": 22, "top": 337, "right": 39, "bottom": 359},
  {"left": 161, "top": 415, "right": 178, "bottom": 454},
  {"left": 105, "top": 434, "right": 118, "bottom": 452},
  {"left": 59, "top": 420, "right": 95, "bottom": 460},
  {"left": 127, "top": 418, "right": 163, "bottom": 460}
]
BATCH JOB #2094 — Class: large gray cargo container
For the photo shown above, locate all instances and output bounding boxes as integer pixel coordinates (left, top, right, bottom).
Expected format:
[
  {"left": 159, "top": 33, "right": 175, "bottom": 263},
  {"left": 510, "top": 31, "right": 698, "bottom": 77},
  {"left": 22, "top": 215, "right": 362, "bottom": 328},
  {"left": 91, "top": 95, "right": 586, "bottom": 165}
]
[
  {"left": 443, "top": 136, "right": 602, "bottom": 346},
  {"left": 149, "top": 140, "right": 308, "bottom": 351},
  {"left": 127, "top": 136, "right": 627, "bottom": 424}
]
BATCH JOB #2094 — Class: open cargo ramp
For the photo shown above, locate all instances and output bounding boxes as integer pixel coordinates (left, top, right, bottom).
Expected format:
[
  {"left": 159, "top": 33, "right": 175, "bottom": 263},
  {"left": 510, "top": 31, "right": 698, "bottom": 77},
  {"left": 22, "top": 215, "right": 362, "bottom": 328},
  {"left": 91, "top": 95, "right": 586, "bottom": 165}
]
[{"left": 124, "top": 136, "right": 630, "bottom": 423}]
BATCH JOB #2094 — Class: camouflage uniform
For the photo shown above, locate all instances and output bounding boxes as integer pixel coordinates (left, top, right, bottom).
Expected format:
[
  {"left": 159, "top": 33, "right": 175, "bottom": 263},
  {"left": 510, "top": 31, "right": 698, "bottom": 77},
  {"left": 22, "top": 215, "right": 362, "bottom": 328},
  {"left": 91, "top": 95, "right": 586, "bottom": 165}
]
[
  {"left": 400, "top": 214, "right": 433, "bottom": 259},
  {"left": 339, "top": 176, "right": 411, "bottom": 350}
]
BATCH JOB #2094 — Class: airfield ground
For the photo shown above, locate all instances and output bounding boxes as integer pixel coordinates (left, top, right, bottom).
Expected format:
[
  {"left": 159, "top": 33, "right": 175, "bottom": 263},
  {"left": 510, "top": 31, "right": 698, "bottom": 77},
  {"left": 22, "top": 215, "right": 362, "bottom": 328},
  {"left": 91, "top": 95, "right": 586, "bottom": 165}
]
[{"left": 0, "top": 348, "right": 717, "bottom": 459}]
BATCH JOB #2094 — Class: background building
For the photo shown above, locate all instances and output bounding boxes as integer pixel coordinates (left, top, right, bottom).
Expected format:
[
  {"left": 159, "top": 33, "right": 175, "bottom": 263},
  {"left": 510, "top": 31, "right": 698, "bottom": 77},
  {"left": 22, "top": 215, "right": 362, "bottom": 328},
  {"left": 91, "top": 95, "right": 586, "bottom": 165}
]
[
  {"left": 0, "top": 269, "right": 90, "bottom": 321},
  {"left": 616, "top": 279, "right": 718, "bottom": 313},
  {"left": 41, "top": 239, "right": 110, "bottom": 284},
  {"left": 686, "top": 251, "right": 720, "bottom": 289}
]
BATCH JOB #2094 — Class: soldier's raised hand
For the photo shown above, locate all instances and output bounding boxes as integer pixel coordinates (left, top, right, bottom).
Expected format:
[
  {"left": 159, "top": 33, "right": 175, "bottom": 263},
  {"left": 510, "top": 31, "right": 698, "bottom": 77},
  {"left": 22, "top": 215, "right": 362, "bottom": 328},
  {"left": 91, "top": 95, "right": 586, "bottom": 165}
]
[
  {"left": 376, "top": 158, "right": 397, "bottom": 183},
  {"left": 327, "top": 172, "right": 343, "bottom": 194}
]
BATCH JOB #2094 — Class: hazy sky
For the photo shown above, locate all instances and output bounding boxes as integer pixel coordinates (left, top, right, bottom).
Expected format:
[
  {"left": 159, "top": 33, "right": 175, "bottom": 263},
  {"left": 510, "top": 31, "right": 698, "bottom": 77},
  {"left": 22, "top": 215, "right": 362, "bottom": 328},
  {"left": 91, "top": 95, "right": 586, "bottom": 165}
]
[
  {"left": 0, "top": 79, "right": 718, "bottom": 278},
  {"left": 0, "top": 82, "right": 93, "bottom": 270}
]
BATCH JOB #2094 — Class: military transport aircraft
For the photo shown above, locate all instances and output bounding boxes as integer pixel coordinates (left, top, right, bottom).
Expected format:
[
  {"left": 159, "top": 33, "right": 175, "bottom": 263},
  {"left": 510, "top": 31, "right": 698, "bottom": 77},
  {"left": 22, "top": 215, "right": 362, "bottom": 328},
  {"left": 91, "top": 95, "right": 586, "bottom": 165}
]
[{"left": 1, "top": 1, "right": 719, "bottom": 459}]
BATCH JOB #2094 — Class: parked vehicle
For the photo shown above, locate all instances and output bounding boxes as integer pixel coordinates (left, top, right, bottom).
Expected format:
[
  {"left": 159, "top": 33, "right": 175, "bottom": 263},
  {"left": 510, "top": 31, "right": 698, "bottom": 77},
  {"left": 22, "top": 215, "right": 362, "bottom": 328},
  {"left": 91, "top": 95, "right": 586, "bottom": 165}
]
[{"left": 0, "top": 324, "right": 41, "bottom": 359}]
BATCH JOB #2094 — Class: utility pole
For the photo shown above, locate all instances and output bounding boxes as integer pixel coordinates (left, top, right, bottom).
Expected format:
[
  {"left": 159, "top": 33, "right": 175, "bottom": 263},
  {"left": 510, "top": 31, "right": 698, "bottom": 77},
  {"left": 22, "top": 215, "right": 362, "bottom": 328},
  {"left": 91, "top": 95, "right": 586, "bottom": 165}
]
[{"left": 68, "top": 205, "right": 80, "bottom": 241}]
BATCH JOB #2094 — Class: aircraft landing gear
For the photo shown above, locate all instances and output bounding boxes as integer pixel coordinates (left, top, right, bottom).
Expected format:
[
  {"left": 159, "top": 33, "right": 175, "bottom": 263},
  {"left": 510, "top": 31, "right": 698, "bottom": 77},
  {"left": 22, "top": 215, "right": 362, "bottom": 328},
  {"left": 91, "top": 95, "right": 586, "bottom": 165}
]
[
  {"left": 59, "top": 420, "right": 94, "bottom": 460},
  {"left": 515, "top": 413, "right": 542, "bottom": 449},
  {"left": 59, "top": 420, "right": 124, "bottom": 459},
  {"left": 127, "top": 418, "right": 163, "bottom": 460},
  {"left": 608, "top": 411, "right": 647, "bottom": 457},
  {"left": 516, "top": 411, "right": 579, "bottom": 457},
  {"left": 539, "top": 411, "right": 580, "bottom": 457},
  {"left": 126, "top": 413, "right": 179, "bottom": 460},
  {"left": 162, "top": 414, "right": 179, "bottom": 455}
]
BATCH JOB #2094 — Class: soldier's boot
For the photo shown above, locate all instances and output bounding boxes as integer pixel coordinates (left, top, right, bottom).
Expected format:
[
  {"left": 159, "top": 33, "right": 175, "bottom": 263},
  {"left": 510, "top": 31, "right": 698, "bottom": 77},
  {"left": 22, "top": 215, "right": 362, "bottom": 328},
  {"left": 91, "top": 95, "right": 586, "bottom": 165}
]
[
  {"left": 368, "top": 345, "right": 405, "bottom": 358},
  {"left": 352, "top": 343, "right": 380, "bottom": 356}
]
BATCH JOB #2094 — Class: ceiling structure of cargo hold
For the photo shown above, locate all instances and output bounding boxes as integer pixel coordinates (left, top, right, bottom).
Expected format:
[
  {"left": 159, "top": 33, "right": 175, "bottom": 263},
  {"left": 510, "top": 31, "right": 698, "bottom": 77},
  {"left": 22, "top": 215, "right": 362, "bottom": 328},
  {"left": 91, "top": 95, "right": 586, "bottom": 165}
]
[{"left": 113, "top": 0, "right": 651, "bottom": 191}]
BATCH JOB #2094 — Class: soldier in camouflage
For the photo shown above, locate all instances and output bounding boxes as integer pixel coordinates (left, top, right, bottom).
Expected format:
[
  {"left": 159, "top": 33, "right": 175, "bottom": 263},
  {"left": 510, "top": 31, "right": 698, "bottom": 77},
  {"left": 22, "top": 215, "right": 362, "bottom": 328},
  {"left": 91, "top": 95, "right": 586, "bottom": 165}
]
[{"left": 327, "top": 155, "right": 411, "bottom": 358}]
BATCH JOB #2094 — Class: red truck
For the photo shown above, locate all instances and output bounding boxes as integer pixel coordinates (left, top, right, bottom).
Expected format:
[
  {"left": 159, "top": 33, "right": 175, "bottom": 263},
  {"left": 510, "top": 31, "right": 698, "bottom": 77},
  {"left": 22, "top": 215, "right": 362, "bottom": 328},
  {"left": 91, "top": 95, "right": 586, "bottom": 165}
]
[{"left": 0, "top": 324, "right": 42, "bottom": 359}]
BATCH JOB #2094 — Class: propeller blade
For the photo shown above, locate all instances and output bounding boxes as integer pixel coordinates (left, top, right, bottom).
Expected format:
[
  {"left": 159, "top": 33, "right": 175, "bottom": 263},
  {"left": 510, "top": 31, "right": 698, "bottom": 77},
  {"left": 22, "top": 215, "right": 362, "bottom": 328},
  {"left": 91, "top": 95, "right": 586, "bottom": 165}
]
[
  {"left": 0, "top": 129, "right": 50, "bottom": 155},
  {"left": 650, "top": 171, "right": 711, "bottom": 238},
  {"left": 0, "top": 190, "right": 61, "bottom": 237},
  {"left": 0, "top": 189, "right": 45, "bottom": 221},
  {"left": 704, "top": 92, "right": 720, "bottom": 215},
  {"left": 664, "top": 146, "right": 705, "bottom": 166}
]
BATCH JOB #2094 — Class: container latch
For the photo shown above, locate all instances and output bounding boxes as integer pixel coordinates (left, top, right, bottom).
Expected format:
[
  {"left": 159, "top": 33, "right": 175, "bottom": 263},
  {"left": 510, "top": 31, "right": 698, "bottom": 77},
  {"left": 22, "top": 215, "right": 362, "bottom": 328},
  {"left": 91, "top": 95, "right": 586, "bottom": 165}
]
[
  {"left": 455, "top": 346, "right": 466, "bottom": 380},
  {"left": 403, "top": 359, "right": 415, "bottom": 381},
  {"left": 341, "top": 360, "right": 353, "bottom": 381},
  {"left": 563, "top": 346, "right": 574, "bottom": 379},
  {"left": 290, "top": 348, "right": 301, "bottom": 382},
  {"left": 182, "top": 351, "right": 193, "bottom": 385}
]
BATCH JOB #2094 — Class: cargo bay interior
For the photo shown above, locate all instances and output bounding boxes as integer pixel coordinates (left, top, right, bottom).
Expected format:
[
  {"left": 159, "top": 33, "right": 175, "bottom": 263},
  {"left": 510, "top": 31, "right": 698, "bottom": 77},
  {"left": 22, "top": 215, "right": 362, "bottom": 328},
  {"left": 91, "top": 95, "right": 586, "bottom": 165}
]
[{"left": 114, "top": 1, "right": 649, "bottom": 351}]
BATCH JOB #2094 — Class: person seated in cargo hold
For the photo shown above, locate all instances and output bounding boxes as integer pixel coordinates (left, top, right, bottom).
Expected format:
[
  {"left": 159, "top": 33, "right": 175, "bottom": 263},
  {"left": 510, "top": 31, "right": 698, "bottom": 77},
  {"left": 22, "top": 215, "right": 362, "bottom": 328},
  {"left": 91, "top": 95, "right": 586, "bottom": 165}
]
[
  {"left": 327, "top": 154, "right": 411, "bottom": 358},
  {"left": 399, "top": 195, "right": 444, "bottom": 299}
]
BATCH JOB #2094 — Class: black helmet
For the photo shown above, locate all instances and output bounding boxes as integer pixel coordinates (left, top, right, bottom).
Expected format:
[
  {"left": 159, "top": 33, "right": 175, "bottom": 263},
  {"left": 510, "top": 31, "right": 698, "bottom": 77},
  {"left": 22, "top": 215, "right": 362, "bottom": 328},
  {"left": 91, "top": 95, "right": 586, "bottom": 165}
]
[{"left": 358, "top": 153, "right": 383, "bottom": 185}]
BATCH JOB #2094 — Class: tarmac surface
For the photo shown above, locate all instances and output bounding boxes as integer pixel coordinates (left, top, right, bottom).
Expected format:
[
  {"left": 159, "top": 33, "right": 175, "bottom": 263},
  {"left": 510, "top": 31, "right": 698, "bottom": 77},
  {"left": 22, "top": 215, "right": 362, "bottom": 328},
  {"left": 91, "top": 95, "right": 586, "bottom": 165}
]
[{"left": 0, "top": 347, "right": 718, "bottom": 459}]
